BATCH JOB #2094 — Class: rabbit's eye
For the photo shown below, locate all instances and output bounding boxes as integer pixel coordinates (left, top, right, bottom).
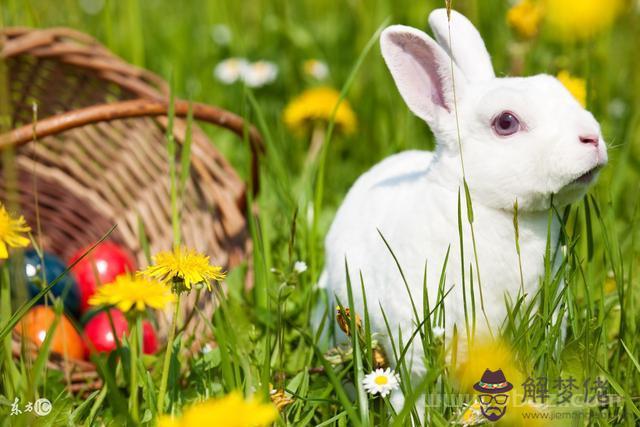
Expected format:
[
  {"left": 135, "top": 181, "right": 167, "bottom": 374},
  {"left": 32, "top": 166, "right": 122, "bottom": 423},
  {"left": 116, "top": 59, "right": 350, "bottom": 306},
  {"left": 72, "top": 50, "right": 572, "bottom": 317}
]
[{"left": 492, "top": 112, "right": 520, "bottom": 136}]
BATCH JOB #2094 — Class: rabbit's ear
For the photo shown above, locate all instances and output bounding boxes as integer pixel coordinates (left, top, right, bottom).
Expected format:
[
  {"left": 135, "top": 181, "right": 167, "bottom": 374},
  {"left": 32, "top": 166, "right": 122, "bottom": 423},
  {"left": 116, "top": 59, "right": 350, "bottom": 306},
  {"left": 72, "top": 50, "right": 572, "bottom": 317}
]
[
  {"left": 428, "top": 9, "right": 495, "bottom": 82},
  {"left": 380, "top": 25, "right": 465, "bottom": 126}
]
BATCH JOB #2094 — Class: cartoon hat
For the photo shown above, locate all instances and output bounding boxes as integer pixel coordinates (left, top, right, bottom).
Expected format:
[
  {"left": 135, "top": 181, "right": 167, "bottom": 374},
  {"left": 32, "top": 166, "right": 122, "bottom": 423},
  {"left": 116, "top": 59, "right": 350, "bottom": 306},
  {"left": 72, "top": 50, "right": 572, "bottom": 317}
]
[{"left": 473, "top": 369, "right": 513, "bottom": 394}]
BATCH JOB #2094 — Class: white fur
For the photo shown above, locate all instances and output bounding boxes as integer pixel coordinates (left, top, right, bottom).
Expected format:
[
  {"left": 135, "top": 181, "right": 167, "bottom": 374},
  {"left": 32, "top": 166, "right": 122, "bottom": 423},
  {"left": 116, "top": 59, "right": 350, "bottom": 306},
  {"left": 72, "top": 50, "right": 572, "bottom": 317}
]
[
  {"left": 428, "top": 9, "right": 495, "bottom": 81},
  {"left": 320, "top": 8, "right": 608, "bottom": 409}
]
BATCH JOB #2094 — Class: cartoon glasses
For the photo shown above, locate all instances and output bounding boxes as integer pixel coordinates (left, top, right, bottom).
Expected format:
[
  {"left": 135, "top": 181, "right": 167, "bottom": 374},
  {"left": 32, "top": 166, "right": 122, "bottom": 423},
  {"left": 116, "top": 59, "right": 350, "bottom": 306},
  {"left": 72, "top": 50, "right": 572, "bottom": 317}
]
[{"left": 478, "top": 394, "right": 509, "bottom": 405}]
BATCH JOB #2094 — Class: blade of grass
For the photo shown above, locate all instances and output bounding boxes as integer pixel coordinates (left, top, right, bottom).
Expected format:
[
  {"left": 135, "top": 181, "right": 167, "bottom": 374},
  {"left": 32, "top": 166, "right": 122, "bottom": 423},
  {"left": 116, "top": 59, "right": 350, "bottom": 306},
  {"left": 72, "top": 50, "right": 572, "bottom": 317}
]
[
  {"left": 70, "top": 390, "right": 100, "bottom": 424},
  {"left": 27, "top": 300, "right": 63, "bottom": 397},
  {"left": 343, "top": 259, "right": 369, "bottom": 425},
  {"left": 301, "top": 331, "right": 362, "bottom": 427}
]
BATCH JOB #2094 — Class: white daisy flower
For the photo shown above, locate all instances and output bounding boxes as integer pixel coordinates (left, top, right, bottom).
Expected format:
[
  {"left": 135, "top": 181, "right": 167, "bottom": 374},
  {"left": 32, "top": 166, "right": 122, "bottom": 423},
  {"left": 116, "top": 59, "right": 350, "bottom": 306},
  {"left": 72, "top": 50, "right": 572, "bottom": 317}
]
[
  {"left": 432, "top": 326, "right": 445, "bottom": 339},
  {"left": 362, "top": 368, "right": 400, "bottom": 397},
  {"left": 303, "top": 59, "right": 329, "bottom": 80},
  {"left": 294, "top": 261, "right": 307, "bottom": 274},
  {"left": 241, "top": 60, "right": 278, "bottom": 88},
  {"left": 214, "top": 57, "right": 249, "bottom": 85}
]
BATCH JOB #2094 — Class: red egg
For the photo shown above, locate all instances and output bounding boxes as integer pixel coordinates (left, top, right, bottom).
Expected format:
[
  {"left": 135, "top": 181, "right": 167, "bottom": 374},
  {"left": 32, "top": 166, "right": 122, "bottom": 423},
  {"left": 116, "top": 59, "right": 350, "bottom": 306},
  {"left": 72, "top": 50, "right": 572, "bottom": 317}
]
[
  {"left": 84, "top": 310, "right": 160, "bottom": 355},
  {"left": 142, "top": 321, "right": 159, "bottom": 354},
  {"left": 15, "top": 306, "right": 85, "bottom": 360},
  {"left": 84, "top": 309, "right": 128, "bottom": 353},
  {"left": 69, "top": 242, "right": 136, "bottom": 313}
]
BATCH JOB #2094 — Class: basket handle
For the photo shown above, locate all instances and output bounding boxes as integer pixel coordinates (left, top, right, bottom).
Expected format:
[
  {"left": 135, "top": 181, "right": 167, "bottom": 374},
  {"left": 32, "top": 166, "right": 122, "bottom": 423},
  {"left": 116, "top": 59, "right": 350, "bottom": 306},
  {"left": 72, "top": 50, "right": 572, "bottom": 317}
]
[{"left": 0, "top": 98, "right": 264, "bottom": 195}]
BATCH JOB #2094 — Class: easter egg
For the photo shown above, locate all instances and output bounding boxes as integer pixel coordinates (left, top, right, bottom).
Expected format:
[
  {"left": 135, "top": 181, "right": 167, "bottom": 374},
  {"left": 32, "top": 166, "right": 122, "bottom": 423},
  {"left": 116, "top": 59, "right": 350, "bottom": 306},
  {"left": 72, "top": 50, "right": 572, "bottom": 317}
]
[
  {"left": 142, "top": 321, "right": 159, "bottom": 354},
  {"left": 24, "top": 250, "right": 81, "bottom": 315},
  {"left": 69, "top": 242, "right": 136, "bottom": 313},
  {"left": 84, "top": 310, "right": 160, "bottom": 355},
  {"left": 14, "top": 306, "right": 85, "bottom": 359},
  {"left": 84, "top": 309, "right": 128, "bottom": 353}
]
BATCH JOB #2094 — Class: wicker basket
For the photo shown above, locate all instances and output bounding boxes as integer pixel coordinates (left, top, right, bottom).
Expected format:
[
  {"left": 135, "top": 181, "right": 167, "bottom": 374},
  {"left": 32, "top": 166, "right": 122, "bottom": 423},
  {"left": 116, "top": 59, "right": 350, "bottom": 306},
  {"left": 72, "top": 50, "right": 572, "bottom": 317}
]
[{"left": 1, "top": 27, "right": 262, "bottom": 392}]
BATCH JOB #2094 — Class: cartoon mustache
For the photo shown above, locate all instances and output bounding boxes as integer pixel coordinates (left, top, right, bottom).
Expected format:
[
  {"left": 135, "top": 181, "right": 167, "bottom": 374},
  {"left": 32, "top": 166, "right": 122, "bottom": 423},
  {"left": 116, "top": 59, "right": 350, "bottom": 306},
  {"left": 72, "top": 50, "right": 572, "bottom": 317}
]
[{"left": 482, "top": 406, "right": 507, "bottom": 422}]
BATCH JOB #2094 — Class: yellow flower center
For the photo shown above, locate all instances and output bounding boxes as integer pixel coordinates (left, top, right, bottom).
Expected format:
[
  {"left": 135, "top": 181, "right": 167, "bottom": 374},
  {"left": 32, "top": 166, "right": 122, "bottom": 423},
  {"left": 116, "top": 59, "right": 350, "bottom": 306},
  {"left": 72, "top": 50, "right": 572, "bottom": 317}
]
[
  {"left": 141, "top": 247, "right": 226, "bottom": 291},
  {"left": 374, "top": 375, "right": 388, "bottom": 385}
]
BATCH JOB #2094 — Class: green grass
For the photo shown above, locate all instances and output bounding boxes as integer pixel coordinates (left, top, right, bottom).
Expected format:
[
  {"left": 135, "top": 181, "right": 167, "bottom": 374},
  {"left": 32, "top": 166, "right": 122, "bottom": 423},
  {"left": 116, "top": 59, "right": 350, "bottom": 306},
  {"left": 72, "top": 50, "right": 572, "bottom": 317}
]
[{"left": 1, "top": 0, "right": 640, "bottom": 425}]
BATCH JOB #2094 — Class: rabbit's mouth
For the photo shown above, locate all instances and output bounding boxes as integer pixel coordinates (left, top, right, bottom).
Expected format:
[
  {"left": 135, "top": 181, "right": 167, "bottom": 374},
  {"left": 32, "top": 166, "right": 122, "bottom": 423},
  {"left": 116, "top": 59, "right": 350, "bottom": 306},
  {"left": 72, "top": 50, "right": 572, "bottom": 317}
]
[{"left": 573, "top": 165, "right": 603, "bottom": 185}]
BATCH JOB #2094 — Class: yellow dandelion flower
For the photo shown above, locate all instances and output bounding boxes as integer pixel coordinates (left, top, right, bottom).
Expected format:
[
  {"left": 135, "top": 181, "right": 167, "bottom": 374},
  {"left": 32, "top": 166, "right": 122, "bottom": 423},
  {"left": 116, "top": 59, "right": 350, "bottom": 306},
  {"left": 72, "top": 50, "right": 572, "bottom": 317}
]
[
  {"left": 507, "top": 0, "right": 543, "bottom": 39},
  {"left": 453, "top": 337, "right": 554, "bottom": 426},
  {"left": 542, "top": 0, "right": 624, "bottom": 42},
  {"left": 0, "top": 203, "right": 31, "bottom": 259},
  {"left": 156, "top": 391, "right": 278, "bottom": 427},
  {"left": 556, "top": 71, "right": 587, "bottom": 107},
  {"left": 88, "top": 273, "right": 175, "bottom": 312},
  {"left": 156, "top": 416, "right": 180, "bottom": 427},
  {"left": 140, "top": 246, "right": 226, "bottom": 292},
  {"left": 283, "top": 87, "right": 357, "bottom": 135},
  {"left": 454, "top": 337, "right": 524, "bottom": 395}
]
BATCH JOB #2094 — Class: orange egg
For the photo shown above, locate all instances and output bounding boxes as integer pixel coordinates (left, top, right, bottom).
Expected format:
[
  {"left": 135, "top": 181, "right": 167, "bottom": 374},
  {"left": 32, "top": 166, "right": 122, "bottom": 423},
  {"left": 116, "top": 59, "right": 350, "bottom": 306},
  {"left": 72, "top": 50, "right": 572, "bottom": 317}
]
[{"left": 14, "top": 306, "right": 85, "bottom": 360}]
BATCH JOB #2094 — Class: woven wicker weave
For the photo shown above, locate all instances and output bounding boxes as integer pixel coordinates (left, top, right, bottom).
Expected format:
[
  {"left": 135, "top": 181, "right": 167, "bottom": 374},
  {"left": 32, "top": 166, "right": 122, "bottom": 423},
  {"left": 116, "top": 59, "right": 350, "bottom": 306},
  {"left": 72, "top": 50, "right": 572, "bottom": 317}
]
[{"left": 1, "top": 27, "right": 262, "bottom": 392}]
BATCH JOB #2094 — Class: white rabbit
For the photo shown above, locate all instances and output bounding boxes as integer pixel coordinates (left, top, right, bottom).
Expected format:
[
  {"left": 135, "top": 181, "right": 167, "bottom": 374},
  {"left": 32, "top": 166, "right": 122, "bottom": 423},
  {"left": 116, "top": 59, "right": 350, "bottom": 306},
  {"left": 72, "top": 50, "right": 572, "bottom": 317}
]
[{"left": 319, "top": 7, "right": 607, "bottom": 411}]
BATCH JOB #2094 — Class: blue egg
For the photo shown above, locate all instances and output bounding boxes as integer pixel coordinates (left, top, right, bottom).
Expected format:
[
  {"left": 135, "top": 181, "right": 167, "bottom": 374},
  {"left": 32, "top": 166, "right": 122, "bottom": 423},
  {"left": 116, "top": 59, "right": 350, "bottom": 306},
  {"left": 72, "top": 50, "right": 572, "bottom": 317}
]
[{"left": 25, "top": 250, "right": 80, "bottom": 316}]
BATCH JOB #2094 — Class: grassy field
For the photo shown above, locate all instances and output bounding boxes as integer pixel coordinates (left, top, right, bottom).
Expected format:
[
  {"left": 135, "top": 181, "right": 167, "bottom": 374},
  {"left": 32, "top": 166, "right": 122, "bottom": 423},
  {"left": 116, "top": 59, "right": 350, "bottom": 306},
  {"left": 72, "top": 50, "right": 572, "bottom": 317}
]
[{"left": 1, "top": 0, "right": 640, "bottom": 425}]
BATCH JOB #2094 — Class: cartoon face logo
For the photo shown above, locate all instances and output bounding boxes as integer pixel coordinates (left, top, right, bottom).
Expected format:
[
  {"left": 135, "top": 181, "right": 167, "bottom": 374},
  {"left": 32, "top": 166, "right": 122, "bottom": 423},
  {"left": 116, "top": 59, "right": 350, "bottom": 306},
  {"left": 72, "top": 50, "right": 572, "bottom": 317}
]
[{"left": 473, "top": 369, "right": 513, "bottom": 421}]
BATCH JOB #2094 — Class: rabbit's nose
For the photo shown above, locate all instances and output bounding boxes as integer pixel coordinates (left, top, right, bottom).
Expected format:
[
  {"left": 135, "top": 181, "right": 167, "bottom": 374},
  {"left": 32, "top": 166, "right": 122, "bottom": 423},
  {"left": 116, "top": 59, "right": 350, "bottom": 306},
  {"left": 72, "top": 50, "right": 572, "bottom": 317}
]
[{"left": 579, "top": 135, "right": 599, "bottom": 147}]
